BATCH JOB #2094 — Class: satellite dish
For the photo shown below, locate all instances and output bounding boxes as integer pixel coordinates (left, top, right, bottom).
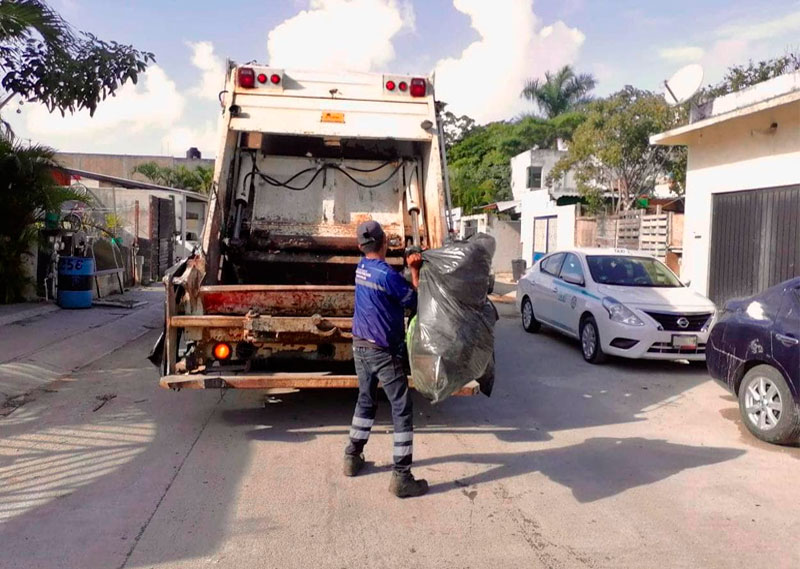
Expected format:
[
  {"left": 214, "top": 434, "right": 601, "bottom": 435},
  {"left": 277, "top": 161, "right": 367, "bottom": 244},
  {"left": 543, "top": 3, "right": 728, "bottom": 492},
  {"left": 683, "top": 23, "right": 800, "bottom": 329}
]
[{"left": 663, "top": 64, "right": 704, "bottom": 105}]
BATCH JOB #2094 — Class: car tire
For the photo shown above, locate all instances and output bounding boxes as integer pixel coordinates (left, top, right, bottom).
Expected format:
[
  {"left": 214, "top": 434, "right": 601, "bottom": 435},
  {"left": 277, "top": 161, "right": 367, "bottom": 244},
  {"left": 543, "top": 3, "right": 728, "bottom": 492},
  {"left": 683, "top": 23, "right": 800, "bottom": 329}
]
[
  {"left": 738, "top": 365, "right": 800, "bottom": 445},
  {"left": 579, "top": 316, "right": 606, "bottom": 364},
  {"left": 521, "top": 297, "right": 541, "bottom": 333}
]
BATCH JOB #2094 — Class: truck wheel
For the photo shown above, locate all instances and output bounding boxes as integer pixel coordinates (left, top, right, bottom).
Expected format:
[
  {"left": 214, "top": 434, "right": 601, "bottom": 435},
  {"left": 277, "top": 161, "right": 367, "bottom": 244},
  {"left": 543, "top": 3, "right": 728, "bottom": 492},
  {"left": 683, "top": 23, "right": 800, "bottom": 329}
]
[
  {"left": 580, "top": 316, "right": 606, "bottom": 364},
  {"left": 521, "top": 298, "right": 540, "bottom": 333},
  {"left": 738, "top": 365, "right": 800, "bottom": 445}
]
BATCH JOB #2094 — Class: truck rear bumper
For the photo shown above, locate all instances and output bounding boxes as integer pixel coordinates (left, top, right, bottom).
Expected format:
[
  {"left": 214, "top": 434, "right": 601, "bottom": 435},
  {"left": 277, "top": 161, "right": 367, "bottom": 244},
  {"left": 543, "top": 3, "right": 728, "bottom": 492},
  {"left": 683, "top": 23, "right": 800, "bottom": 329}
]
[{"left": 160, "top": 373, "right": 480, "bottom": 396}]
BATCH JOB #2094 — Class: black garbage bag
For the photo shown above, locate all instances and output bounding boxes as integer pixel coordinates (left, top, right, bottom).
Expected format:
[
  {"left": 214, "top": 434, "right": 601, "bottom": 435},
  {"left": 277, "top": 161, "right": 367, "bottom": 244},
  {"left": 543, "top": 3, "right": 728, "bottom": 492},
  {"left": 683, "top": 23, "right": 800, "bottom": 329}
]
[{"left": 408, "top": 233, "right": 498, "bottom": 403}]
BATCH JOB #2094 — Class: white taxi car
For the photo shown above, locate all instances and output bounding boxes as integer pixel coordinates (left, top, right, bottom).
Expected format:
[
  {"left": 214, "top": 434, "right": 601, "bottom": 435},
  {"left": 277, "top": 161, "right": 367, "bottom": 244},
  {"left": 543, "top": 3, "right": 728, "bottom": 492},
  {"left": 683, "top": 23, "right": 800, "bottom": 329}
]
[{"left": 516, "top": 249, "right": 716, "bottom": 363}]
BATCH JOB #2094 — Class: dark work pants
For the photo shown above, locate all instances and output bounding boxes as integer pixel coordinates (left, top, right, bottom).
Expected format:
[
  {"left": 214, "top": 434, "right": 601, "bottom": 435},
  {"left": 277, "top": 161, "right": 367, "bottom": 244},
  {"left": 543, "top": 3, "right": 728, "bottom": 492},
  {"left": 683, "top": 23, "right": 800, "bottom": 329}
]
[{"left": 345, "top": 346, "right": 414, "bottom": 473}]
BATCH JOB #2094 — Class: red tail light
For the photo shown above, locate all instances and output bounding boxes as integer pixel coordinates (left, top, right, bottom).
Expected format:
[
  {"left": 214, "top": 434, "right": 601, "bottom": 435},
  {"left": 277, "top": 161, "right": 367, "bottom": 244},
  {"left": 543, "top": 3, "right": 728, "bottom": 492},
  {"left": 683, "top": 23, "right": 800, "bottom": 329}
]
[
  {"left": 398, "top": 81, "right": 408, "bottom": 92},
  {"left": 385, "top": 80, "right": 396, "bottom": 91},
  {"left": 257, "top": 73, "right": 268, "bottom": 84},
  {"left": 213, "top": 342, "right": 232, "bottom": 360},
  {"left": 270, "top": 74, "right": 281, "bottom": 85},
  {"left": 238, "top": 67, "right": 255, "bottom": 88},
  {"left": 410, "top": 78, "right": 426, "bottom": 97}
]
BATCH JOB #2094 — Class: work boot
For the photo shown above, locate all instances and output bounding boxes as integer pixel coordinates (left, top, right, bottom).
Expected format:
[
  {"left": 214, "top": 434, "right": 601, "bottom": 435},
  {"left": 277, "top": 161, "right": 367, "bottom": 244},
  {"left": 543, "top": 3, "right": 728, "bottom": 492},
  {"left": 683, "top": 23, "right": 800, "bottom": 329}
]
[
  {"left": 389, "top": 471, "right": 429, "bottom": 498},
  {"left": 343, "top": 453, "right": 365, "bottom": 477}
]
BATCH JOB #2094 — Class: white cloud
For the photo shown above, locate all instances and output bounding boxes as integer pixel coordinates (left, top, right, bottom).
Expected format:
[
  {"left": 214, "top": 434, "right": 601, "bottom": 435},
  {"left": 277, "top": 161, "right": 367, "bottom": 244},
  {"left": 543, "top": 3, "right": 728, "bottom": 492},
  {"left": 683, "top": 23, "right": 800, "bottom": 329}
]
[
  {"left": 162, "top": 121, "right": 219, "bottom": 158},
  {"left": 10, "top": 41, "right": 226, "bottom": 156},
  {"left": 716, "top": 9, "right": 800, "bottom": 41},
  {"left": 433, "top": 0, "right": 585, "bottom": 122},
  {"left": 187, "top": 41, "right": 226, "bottom": 101},
  {"left": 267, "top": 0, "right": 414, "bottom": 72},
  {"left": 23, "top": 65, "right": 184, "bottom": 138},
  {"left": 659, "top": 46, "right": 705, "bottom": 63}
]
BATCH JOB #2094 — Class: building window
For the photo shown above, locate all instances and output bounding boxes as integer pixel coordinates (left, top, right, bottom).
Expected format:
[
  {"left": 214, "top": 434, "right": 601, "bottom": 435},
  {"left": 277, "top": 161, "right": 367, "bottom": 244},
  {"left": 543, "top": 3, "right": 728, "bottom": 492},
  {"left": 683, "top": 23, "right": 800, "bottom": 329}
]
[{"left": 526, "top": 166, "right": 543, "bottom": 189}]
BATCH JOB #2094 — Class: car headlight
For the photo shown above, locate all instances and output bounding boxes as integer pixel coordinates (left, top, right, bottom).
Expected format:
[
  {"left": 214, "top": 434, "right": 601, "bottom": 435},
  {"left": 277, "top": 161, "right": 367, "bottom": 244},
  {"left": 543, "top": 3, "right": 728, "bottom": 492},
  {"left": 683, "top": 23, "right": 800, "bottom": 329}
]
[
  {"left": 701, "top": 309, "right": 717, "bottom": 332},
  {"left": 602, "top": 297, "right": 645, "bottom": 326}
]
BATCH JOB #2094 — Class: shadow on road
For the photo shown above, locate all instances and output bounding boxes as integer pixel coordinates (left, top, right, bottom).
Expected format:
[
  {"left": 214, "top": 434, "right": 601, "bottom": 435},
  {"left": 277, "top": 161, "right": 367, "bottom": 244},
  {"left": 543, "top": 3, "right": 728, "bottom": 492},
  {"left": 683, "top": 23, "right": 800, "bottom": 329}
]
[{"left": 418, "top": 437, "right": 744, "bottom": 502}]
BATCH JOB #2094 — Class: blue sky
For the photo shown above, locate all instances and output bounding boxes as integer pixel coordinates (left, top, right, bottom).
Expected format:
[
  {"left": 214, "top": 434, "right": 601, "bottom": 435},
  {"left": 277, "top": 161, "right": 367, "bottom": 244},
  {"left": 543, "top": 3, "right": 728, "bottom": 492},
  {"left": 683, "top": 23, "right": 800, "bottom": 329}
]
[{"left": 9, "top": 0, "right": 800, "bottom": 156}]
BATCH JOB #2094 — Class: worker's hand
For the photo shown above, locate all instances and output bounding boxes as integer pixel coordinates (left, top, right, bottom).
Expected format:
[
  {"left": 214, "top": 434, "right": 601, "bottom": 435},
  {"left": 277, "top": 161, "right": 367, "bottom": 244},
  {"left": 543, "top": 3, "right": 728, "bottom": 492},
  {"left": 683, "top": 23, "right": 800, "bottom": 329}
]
[{"left": 407, "top": 253, "right": 423, "bottom": 270}]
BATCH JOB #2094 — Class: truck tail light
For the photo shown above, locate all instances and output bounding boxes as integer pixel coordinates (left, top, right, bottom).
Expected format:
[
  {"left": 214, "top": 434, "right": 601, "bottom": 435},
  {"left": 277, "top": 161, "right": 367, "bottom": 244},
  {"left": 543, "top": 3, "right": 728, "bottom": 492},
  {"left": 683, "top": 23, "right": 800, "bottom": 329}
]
[
  {"left": 270, "top": 73, "right": 281, "bottom": 85},
  {"left": 213, "top": 342, "right": 232, "bottom": 360},
  {"left": 385, "top": 80, "right": 396, "bottom": 91},
  {"left": 238, "top": 67, "right": 255, "bottom": 88},
  {"left": 410, "top": 78, "right": 426, "bottom": 97},
  {"left": 398, "top": 81, "right": 408, "bottom": 92},
  {"left": 257, "top": 73, "right": 268, "bottom": 84}
]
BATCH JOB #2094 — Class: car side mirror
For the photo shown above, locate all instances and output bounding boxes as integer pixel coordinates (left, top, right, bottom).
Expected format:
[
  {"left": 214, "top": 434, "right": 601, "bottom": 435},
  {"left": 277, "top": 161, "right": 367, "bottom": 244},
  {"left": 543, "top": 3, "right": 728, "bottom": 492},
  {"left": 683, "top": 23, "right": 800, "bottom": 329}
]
[
  {"left": 562, "top": 273, "right": 585, "bottom": 287},
  {"left": 683, "top": 279, "right": 692, "bottom": 287}
]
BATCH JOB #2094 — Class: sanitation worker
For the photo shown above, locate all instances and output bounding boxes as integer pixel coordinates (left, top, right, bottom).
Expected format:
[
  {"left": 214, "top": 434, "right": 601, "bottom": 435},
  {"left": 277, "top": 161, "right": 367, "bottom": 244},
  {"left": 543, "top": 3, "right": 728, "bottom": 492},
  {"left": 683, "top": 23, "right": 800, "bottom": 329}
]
[{"left": 343, "top": 220, "right": 428, "bottom": 498}]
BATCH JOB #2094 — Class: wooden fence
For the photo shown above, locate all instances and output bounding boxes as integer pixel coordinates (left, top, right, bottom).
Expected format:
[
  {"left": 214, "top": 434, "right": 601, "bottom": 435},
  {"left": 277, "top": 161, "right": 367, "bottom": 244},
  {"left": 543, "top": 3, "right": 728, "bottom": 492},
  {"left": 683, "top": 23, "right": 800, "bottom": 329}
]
[{"left": 575, "top": 211, "right": 683, "bottom": 271}]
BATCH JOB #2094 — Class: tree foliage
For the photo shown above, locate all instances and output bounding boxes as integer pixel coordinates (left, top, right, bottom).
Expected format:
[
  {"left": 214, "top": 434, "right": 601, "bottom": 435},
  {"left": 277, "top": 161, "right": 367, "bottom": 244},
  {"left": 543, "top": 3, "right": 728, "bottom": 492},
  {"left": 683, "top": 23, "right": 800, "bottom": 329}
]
[
  {"left": 438, "top": 102, "right": 477, "bottom": 149},
  {"left": 521, "top": 65, "right": 596, "bottom": 119},
  {"left": 132, "top": 161, "right": 214, "bottom": 193},
  {"left": 548, "top": 87, "right": 681, "bottom": 213},
  {"left": 447, "top": 113, "right": 585, "bottom": 213},
  {"left": 702, "top": 51, "right": 800, "bottom": 100},
  {"left": 0, "top": 138, "right": 84, "bottom": 302},
  {"left": 0, "top": 0, "right": 154, "bottom": 117}
]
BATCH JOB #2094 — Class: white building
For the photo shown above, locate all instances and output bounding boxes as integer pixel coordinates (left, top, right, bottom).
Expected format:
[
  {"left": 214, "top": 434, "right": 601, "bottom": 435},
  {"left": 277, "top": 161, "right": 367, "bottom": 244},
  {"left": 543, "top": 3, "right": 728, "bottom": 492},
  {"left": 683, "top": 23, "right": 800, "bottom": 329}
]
[
  {"left": 510, "top": 148, "right": 580, "bottom": 264},
  {"left": 651, "top": 71, "right": 800, "bottom": 304},
  {"left": 510, "top": 148, "right": 578, "bottom": 201}
]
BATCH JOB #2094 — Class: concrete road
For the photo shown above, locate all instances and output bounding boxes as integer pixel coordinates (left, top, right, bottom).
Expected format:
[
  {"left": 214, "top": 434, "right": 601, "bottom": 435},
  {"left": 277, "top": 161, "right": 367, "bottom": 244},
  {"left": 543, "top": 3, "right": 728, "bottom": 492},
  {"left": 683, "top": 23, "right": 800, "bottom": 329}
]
[{"left": 1, "top": 301, "right": 799, "bottom": 569}]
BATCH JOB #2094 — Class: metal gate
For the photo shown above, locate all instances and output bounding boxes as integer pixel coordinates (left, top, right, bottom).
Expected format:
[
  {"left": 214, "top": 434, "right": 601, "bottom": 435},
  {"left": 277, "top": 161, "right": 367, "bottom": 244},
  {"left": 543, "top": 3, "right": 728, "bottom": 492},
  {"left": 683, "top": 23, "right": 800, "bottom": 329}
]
[
  {"left": 148, "top": 196, "right": 175, "bottom": 281},
  {"left": 709, "top": 185, "right": 800, "bottom": 305}
]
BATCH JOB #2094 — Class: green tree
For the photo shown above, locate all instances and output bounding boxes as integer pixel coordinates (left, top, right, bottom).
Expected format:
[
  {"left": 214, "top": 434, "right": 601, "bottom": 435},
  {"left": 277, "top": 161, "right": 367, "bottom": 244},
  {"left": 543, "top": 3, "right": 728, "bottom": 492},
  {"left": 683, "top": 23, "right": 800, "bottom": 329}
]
[
  {"left": 0, "top": 0, "right": 154, "bottom": 121},
  {"left": 521, "top": 65, "right": 596, "bottom": 119},
  {"left": 446, "top": 113, "right": 587, "bottom": 213},
  {"left": 132, "top": 161, "right": 213, "bottom": 193},
  {"left": 438, "top": 102, "right": 477, "bottom": 149},
  {"left": 702, "top": 51, "right": 800, "bottom": 100},
  {"left": 0, "top": 138, "right": 85, "bottom": 302},
  {"left": 548, "top": 87, "right": 680, "bottom": 213}
]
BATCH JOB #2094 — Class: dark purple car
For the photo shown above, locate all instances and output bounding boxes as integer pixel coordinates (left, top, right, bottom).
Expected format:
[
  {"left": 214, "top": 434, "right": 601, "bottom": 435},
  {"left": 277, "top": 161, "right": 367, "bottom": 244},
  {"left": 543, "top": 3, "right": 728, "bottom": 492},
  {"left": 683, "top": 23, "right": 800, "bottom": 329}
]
[{"left": 707, "top": 277, "right": 800, "bottom": 444}]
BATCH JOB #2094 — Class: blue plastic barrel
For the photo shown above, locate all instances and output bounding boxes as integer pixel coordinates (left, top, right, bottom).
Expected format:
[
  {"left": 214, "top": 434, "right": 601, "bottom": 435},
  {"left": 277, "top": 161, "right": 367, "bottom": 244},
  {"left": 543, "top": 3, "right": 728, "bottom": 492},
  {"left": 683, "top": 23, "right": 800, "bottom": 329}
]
[{"left": 57, "top": 256, "right": 94, "bottom": 309}]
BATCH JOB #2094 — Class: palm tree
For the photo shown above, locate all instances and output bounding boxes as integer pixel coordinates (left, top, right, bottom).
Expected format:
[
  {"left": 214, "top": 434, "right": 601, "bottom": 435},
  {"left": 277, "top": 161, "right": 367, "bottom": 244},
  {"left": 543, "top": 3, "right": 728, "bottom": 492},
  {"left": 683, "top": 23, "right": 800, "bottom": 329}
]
[
  {"left": 521, "top": 65, "right": 597, "bottom": 119},
  {"left": 0, "top": 137, "right": 84, "bottom": 302}
]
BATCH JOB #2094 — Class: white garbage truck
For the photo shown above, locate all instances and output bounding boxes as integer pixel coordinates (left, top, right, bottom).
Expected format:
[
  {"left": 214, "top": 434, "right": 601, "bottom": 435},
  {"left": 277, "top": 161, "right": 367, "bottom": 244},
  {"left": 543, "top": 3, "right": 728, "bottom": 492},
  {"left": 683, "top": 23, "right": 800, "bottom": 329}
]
[{"left": 155, "top": 62, "right": 473, "bottom": 393}]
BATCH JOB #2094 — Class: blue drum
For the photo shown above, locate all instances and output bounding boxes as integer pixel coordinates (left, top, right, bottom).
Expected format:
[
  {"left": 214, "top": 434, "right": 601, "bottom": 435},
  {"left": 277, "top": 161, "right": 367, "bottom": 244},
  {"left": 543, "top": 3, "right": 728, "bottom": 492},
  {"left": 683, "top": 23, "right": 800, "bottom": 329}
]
[{"left": 57, "top": 256, "right": 94, "bottom": 309}]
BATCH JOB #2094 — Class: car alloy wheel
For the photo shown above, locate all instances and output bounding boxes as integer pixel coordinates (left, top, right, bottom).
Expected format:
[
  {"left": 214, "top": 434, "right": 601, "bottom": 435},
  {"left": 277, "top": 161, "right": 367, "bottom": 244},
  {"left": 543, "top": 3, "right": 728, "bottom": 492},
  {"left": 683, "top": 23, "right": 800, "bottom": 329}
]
[
  {"left": 521, "top": 298, "right": 540, "bottom": 333},
  {"left": 744, "top": 375, "right": 783, "bottom": 431},
  {"left": 522, "top": 301, "right": 533, "bottom": 328},
  {"left": 581, "top": 322, "right": 597, "bottom": 360},
  {"left": 737, "top": 365, "right": 800, "bottom": 445}
]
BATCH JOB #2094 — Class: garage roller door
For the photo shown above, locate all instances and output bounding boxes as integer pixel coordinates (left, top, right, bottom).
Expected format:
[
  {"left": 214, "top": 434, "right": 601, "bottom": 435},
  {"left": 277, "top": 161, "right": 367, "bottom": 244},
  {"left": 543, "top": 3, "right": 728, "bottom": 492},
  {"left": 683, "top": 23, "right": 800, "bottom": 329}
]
[{"left": 709, "top": 185, "right": 800, "bottom": 305}]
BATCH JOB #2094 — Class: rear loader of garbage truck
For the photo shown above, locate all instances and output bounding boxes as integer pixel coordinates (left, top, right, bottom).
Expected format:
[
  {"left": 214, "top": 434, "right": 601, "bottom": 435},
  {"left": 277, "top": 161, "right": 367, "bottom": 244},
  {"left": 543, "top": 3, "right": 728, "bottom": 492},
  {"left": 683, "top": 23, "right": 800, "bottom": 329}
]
[{"left": 157, "top": 63, "right": 475, "bottom": 394}]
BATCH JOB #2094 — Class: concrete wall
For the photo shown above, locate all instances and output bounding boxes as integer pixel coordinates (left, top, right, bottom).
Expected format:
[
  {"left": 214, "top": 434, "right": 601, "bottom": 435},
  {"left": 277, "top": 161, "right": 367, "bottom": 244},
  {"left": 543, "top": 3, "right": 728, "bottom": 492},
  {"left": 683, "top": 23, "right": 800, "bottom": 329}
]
[
  {"left": 510, "top": 148, "right": 578, "bottom": 201},
  {"left": 459, "top": 214, "right": 521, "bottom": 272},
  {"left": 681, "top": 100, "right": 800, "bottom": 295},
  {"left": 87, "top": 187, "right": 206, "bottom": 242},
  {"left": 520, "top": 190, "right": 576, "bottom": 263},
  {"left": 56, "top": 153, "right": 214, "bottom": 186},
  {"left": 490, "top": 219, "right": 522, "bottom": 273}
]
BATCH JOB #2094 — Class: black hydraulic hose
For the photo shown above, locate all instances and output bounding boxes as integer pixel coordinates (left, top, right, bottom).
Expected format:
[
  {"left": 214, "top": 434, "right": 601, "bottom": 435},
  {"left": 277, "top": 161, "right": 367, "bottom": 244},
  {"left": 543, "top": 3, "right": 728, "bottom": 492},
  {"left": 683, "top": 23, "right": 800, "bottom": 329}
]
[
  {"left": 241, "top": 160, "right": 406, "bottom": 193},
  {"left": 340, "top": 160, "right": 393, "bottom": 173},
  {"left": 329, "top": 161, "right": 405, "bottom": 189}
]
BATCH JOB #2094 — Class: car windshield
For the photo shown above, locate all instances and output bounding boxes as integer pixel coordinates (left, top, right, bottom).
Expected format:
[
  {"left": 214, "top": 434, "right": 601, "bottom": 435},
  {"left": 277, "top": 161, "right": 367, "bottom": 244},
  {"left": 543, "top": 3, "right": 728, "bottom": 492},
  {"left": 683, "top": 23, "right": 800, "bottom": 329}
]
[{"left": 586, "top": 255, "right": 683, "bottom": 287}]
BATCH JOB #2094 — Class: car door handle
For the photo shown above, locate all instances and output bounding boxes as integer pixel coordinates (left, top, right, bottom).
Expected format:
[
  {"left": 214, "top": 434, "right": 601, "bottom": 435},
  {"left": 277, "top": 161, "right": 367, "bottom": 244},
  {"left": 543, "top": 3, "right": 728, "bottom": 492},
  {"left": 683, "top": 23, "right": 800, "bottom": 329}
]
[{"left": 775, "top": 333, "right": 799, "bottom": 346}]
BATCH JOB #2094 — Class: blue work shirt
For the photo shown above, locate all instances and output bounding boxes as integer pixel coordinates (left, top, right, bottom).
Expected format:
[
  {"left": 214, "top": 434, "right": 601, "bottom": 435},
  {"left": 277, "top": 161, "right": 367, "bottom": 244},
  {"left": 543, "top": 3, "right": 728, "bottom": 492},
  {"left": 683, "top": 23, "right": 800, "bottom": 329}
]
[{"left": 352, "top": 257, "right": 417, "bottom": 354}]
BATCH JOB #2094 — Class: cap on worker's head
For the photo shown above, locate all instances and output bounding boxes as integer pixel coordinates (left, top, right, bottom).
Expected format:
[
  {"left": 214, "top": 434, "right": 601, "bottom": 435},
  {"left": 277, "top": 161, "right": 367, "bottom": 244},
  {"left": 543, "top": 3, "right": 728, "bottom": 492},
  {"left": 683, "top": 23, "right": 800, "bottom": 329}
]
[{"left": 356, "top": 220, "right": 385, "bottom": 247}]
